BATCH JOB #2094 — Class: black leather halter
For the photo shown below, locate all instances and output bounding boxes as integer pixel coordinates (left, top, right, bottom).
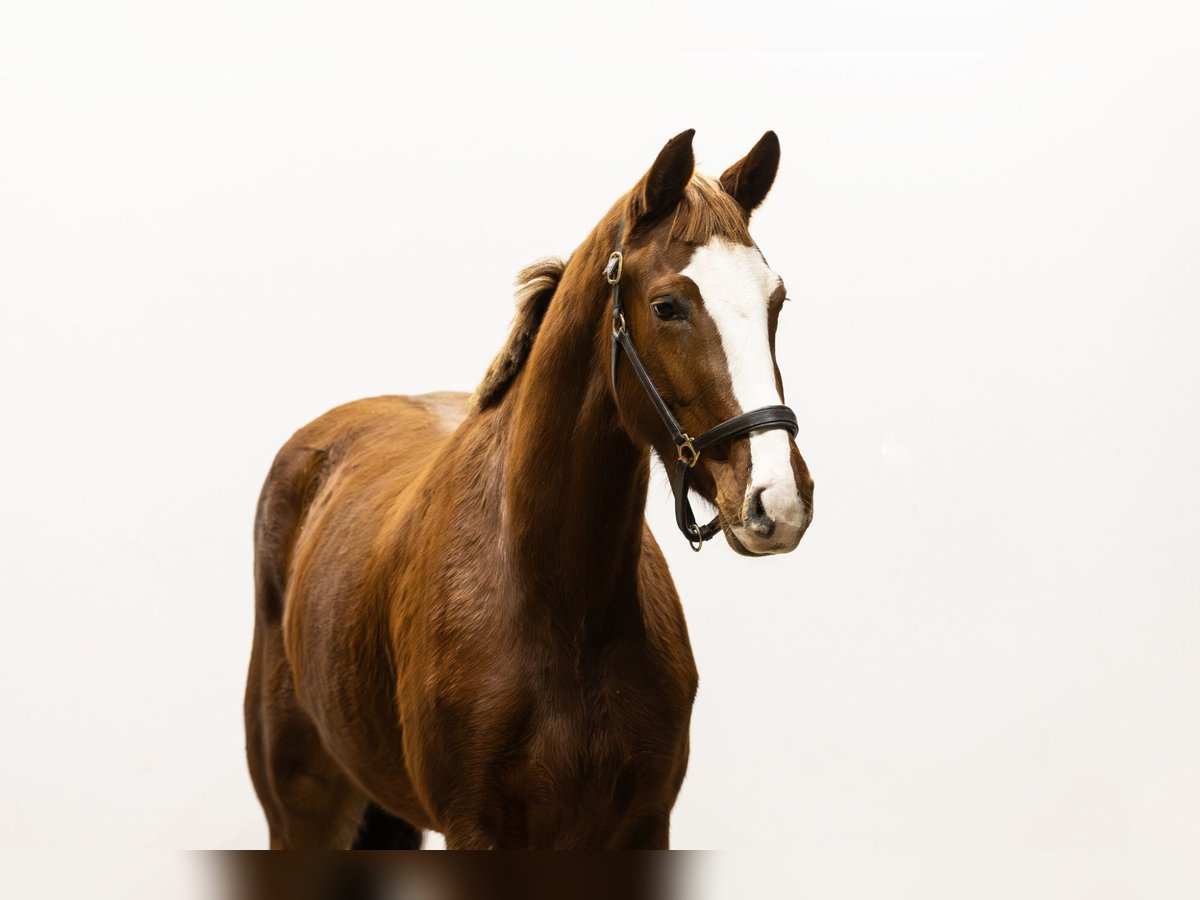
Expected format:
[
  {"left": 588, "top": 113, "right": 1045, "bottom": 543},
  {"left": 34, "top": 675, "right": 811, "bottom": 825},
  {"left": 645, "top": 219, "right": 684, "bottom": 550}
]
[{"left": 605, "top": 222, "right": 800, "bottom": 551}]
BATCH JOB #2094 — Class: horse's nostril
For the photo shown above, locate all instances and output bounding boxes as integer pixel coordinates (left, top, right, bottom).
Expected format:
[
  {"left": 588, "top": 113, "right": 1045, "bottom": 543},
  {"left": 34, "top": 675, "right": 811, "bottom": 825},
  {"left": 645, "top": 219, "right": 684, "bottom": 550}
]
[{"left": 745, "top": 487, "right": 775, "bottom": 537}]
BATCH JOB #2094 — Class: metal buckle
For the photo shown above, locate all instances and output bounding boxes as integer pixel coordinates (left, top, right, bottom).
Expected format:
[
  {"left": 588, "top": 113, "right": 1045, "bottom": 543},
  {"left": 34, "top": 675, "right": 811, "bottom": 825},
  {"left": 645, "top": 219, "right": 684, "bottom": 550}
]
[
  {"left": 605, "top": 251, "right": 623, "bottom": 284},
  {"left": 677, "top": 435, "right": 699, "bottom": 468},
  {"left": 611, "top": 311, "right": 626, "bottom": 336},
  {"left": 688, "top": 523, "right": 705, "bottom": 552}
]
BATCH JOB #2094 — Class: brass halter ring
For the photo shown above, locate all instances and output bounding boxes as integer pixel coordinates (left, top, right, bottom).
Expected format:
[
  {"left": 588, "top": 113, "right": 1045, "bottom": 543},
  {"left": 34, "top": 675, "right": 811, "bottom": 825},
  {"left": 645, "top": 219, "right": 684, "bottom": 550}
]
[
  {"left": 677, "top": 435, "right": 700, "bottom": 468},
  {"left": 605, "top": 250, "right": 624, "bottom": 284}
]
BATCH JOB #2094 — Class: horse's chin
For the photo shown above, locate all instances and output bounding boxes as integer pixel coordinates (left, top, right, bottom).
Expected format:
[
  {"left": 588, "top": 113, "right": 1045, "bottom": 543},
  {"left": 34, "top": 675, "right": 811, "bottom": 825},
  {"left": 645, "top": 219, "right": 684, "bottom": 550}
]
[
  {"left": 722, "top": 522, "right": 801, "bottom": 557},
  {"left": 721, "top": 523, "right": 767, "bottom": 557}
]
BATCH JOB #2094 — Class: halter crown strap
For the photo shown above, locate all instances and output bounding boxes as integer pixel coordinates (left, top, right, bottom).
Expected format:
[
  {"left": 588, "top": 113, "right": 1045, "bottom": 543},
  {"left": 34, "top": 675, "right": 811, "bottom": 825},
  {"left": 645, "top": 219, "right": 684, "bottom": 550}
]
[{"left": 605, "top": 220, "right": 800, "bottom": 550}]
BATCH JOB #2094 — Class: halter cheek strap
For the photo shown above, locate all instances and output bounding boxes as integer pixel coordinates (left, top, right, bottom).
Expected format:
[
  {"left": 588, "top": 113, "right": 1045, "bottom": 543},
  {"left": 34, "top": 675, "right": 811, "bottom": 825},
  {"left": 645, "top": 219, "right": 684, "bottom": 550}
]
[{"left": 605, "top": 222, "right": 800, "bottom": 551}]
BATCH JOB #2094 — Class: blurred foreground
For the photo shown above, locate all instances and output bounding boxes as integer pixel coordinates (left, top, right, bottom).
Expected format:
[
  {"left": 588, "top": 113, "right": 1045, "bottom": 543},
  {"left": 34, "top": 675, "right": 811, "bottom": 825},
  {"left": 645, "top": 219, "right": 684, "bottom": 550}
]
[{"left": 220, "top": 852, "right": 688, "bottom": 900}]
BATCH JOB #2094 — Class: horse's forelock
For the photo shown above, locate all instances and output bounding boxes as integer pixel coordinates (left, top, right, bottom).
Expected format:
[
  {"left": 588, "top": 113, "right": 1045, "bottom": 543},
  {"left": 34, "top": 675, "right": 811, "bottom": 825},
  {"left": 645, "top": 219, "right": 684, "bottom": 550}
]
[{"left": 665, "top": 174, "right": 753, "bottom": 246}]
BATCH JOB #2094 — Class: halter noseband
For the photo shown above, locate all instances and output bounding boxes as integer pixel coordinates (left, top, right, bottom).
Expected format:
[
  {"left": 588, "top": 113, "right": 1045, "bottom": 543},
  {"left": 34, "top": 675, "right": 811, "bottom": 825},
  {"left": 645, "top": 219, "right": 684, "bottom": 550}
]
[{"left": 605, "top": 222, "right": 800, "bottom": 551}]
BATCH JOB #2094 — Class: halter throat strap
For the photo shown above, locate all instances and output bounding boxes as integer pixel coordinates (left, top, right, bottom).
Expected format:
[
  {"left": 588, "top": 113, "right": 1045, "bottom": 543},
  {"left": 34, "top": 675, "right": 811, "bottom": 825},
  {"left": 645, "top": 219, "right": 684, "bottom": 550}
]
[{"left": 605, "top": 221, "right": 799, "bottom": 550}]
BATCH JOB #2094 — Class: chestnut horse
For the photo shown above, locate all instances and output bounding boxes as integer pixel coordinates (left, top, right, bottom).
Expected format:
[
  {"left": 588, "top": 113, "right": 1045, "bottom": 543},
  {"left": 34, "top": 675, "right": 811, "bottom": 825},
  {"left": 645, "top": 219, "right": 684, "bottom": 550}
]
[{"left": 245, "top": 129, "right": 814, "bottom": 849}]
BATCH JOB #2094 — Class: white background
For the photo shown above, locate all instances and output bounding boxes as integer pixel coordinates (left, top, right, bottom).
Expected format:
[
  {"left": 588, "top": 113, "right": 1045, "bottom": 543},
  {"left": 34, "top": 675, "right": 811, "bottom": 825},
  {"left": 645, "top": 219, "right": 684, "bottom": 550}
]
[{"left": 2, "top": 2, "right": 1198, "bottom": 896}]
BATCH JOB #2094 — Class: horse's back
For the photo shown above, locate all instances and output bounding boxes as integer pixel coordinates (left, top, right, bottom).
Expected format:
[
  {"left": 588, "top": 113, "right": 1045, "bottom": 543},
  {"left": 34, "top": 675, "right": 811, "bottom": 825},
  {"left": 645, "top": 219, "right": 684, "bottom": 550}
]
[
  {"left": 253, "top": 392, "right": 470, "bottom": 623},
  {"left": 281, "top": 392, "right": 469, "bottom": 464}
]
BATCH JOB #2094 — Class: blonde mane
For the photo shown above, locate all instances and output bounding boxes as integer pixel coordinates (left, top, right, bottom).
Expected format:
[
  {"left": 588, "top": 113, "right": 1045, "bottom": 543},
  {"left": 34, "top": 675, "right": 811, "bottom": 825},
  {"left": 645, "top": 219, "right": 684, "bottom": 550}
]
[{"left": 471, "top": 257, "right": 565, "bottom": 411}]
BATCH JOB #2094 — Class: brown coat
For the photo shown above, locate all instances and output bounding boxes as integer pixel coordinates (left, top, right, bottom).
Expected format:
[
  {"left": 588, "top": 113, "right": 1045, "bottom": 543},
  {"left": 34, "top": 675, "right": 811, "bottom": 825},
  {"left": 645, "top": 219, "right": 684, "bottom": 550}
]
[{"left": 244, "top": 130, "right": 811, "bottom": 849}]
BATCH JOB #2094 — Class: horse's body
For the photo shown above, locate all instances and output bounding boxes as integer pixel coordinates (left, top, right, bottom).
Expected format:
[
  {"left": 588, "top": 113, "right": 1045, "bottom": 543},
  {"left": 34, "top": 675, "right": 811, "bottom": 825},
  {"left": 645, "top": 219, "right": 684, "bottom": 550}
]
[
  {"left": 245, "top": 130, "right": 812, "bottom": 849},
  {"left": 247, "top": 391, "right": 695, "bottom": 848}
]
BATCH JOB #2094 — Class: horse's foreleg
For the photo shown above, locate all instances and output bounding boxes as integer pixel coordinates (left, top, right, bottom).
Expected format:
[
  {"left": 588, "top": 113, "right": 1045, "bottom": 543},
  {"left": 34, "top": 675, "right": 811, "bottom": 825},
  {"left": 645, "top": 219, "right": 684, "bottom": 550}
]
[
  {"left": 613, "top": 814, "right": 670, "bottom": 850},
  {"left": 442, "top": 826, "right": 496, "bottom": 850}
]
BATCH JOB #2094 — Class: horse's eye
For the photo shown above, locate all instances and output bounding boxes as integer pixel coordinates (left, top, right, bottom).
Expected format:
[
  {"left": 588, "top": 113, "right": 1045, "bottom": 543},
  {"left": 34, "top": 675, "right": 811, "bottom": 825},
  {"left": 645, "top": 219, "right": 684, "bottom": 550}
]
[{"left": 651, "top": 299, "right": 683, "bottom": 321}]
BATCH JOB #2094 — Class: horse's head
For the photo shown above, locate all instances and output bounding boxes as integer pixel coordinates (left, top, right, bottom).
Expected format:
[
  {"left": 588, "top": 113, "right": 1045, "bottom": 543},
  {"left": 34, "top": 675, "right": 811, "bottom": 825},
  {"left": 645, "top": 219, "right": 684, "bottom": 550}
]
[{"left": 610, "top": 129, "right": 813, "bottom": 556}]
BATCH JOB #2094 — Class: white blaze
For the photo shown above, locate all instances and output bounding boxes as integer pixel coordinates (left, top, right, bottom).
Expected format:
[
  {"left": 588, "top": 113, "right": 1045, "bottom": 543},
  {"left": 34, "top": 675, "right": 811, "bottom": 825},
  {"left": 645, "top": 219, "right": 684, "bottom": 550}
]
[{"left": 680, "top": 236, "right": 803, "bottom": 532}]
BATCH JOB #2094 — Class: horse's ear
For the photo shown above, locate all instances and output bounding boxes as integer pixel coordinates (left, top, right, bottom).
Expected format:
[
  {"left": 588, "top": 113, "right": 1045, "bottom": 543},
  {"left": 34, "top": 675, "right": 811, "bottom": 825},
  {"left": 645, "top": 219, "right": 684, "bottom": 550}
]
[
  {"left": 720, "top": 130, "right": 781, "bottom": 215},
  {"left": 629, "top": 129, "right": 696, "bottom": 231}
]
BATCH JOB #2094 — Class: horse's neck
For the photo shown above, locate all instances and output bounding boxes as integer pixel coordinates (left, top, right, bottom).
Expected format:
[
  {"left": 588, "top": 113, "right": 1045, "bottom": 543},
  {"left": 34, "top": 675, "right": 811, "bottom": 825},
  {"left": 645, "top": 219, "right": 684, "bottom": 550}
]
[{"left": 503, "top": 246, "right": 649, "bottom": 612}]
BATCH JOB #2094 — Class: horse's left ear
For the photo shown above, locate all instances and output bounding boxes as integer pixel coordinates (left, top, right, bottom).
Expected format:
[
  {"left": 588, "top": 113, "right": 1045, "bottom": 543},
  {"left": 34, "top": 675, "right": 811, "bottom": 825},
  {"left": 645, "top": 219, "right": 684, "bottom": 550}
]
[{"left": 720, "top": 131, "right": 781, "bottom": 215}]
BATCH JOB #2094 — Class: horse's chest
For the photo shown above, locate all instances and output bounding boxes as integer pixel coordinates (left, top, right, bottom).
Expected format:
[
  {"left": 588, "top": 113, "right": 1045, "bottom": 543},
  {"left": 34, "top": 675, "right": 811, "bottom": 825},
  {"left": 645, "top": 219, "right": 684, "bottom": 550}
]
[
  {"left": 502, "top": 664, "right": 690, "bottom": 832},
  {"left": 404, "top": 593, "right": 698, "bottom": 844},
  {"left": 527, "top": 687, "right": 676, "bottom": 772}
]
